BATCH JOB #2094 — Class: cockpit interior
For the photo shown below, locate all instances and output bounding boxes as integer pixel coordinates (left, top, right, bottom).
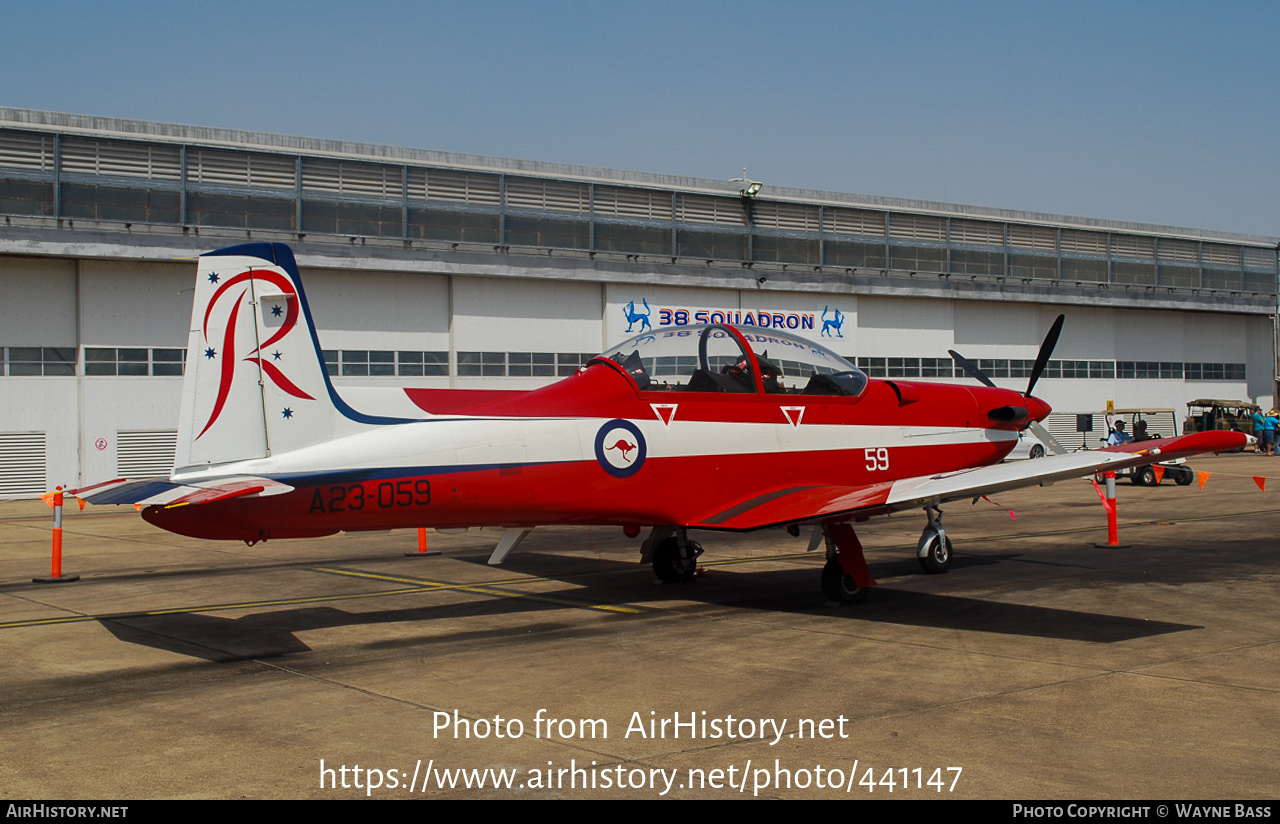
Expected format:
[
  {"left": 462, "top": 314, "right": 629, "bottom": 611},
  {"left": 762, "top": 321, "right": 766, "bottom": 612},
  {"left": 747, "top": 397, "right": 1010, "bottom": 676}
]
[{"left": 595, "top": 325, "right": 868, "bottom": 397}]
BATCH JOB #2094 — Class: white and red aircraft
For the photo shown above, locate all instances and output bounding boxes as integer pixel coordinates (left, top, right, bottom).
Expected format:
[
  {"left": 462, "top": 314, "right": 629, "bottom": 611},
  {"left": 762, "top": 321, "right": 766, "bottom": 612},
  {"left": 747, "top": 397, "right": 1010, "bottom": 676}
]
[{"left": 74, "top": 243, "right": 1251, "bottom": 603}]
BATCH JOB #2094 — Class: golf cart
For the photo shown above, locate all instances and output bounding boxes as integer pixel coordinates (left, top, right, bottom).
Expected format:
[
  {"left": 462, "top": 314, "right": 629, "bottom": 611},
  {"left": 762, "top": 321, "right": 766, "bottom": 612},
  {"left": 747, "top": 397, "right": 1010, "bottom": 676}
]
[{"left": 1095, "top": 409, "right": 1194, "bottom": 486}]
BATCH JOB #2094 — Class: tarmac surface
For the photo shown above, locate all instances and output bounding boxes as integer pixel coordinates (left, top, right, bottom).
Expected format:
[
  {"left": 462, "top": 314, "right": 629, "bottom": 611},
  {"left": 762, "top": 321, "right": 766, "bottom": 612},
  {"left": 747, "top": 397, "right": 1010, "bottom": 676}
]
[{"left": 1, "top": 452, "right": 1277, "bottom": 800}]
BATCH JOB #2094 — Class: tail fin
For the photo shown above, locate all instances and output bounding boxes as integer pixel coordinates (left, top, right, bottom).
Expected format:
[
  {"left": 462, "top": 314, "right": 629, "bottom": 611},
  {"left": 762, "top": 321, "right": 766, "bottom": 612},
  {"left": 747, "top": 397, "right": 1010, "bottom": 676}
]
[{"left": 175, "top": 243, "right": 412, "bottom": 471}]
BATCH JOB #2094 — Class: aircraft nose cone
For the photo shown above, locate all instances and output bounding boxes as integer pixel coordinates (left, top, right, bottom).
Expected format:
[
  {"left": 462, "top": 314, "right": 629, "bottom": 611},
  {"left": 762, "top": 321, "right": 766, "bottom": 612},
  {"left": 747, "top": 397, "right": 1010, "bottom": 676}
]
[{"left": 1027, "top": 395, "right": 1052, "bottom": 422}]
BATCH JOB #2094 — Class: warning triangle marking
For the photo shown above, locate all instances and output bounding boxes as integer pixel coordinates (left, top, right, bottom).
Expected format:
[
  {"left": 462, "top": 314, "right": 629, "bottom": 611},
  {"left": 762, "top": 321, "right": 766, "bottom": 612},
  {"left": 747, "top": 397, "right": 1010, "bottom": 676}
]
[
  {"left": 781, "top": 406, "right": 805, "bottom": 427},
  {"left": 651, "top": 404, "right": 678, "bottom": 426}
]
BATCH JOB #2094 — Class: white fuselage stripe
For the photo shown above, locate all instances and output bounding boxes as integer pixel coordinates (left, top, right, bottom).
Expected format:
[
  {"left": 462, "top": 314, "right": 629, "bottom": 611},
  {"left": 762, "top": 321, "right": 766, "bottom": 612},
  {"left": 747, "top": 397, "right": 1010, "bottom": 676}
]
[{"left": 172, "top": 416, "right": 1015, "bottom": 481}]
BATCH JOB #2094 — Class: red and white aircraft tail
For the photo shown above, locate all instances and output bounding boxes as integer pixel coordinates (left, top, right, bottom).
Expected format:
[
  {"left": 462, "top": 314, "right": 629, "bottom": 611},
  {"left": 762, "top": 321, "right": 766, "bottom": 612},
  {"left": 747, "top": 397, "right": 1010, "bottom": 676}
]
[{"left": 178, "top": 243, "right": 419, "bottom": 470}]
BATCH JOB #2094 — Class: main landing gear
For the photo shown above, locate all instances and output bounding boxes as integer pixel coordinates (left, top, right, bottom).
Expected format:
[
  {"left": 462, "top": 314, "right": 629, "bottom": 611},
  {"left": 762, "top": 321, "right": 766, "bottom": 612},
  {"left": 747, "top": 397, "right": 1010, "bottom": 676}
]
[
  {"left": 640, "top": 511, "right": 954, "bottom": 604},
  {"left": 916, "top": 507, "right": 953, "bottom": 574},
  {"left": 644, "top": 527, "right": 704, "bottom": 583},
  {"left": 818, "top": 523, "right": 876, "bottom": 604},
  {"left": 821, "top": 557, "right": 868, "bottom": 605}
]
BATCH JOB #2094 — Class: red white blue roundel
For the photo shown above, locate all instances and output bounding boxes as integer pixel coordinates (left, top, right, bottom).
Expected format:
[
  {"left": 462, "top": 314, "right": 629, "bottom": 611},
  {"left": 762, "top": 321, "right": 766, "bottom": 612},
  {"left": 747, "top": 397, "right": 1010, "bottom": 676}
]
[{"left": 594, "top": 419, "right": 646, "bottom": 478}]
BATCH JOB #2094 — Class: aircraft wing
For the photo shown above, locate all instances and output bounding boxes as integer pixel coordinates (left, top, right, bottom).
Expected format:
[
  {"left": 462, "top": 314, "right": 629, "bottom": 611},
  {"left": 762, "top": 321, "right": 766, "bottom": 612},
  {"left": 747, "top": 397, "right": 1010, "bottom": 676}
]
[
  {"left": 70, "top": 477, "right": 294, "bottom": 508},
  {"left": 692, "top": 430, "right": 1252, "bottom": 531}
]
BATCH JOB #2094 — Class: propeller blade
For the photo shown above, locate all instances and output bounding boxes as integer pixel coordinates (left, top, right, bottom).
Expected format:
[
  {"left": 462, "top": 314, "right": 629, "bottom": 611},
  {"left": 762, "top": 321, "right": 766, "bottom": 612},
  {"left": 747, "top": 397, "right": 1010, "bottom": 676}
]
[
  {"left": 948, "top": 350, "right": 995, "bottom": 388},
  {"left": 1026, "top": 314, "right": 1065, "bottom": 397},
  {"left": 1028, "top": 420, "right": 1067, "bottom": 455}
]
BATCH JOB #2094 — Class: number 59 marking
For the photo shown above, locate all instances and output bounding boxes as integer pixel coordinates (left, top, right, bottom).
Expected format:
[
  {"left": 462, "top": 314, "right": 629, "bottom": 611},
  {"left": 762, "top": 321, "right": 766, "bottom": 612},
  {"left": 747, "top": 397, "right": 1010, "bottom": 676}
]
[{"left": 865, "top": 447, "right": 889, "bottom": 472}]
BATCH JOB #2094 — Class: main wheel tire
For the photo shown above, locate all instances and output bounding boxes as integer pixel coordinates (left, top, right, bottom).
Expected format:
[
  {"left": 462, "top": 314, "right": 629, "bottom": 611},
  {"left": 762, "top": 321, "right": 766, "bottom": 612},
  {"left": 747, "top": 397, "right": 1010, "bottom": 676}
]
[
  {"left": 821, "top": 557, "right": 868, "bottom": 604},
  {"left": 1175, "top": 467, "right": 1194, "bottom": 486},
  {"left": 653, "top": 537, "right": 698, "bottom": 583},
  {"left": 918, "top": 534, "right": 953, "bottom": 574},
  {"left": 1029, "top": 444, "right": 1045, "bottom": 459},
  {"left": 1136, "top": 466, "right": 1157, "bottom": 486}
]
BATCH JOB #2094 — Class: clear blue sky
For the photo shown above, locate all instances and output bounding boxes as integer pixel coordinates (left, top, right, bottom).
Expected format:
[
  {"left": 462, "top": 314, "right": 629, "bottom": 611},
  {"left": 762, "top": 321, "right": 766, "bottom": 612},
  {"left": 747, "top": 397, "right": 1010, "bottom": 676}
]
[{"left": 5, "top": 0, "right": 1276, "bottom": 236}]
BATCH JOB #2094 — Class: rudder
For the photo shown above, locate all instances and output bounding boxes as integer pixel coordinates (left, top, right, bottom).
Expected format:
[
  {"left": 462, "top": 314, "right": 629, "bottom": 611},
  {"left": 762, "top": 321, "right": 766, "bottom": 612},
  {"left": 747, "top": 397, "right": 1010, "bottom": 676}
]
[{"left": 176, "top": 243, "right": 337, "bottom": 469}]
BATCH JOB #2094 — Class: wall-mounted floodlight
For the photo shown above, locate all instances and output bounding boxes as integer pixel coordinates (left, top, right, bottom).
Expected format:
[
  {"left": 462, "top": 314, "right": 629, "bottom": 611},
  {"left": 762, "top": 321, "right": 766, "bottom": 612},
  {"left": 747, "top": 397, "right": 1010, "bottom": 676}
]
[{"left": 731, "top": 168, "right": 763, "bottom": 198}]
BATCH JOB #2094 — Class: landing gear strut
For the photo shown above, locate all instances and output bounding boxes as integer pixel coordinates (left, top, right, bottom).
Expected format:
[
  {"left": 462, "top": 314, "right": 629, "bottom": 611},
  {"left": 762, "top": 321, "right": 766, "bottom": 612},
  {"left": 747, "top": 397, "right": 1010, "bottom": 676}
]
[{"left": 916, "top": 507, "right": 953, "bottom": 574}]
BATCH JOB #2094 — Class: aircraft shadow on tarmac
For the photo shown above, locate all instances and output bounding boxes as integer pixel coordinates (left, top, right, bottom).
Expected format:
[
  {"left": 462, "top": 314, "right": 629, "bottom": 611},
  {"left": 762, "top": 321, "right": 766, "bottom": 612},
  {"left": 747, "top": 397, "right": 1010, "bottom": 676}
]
[{"left": 94, "top": 552, "right": 1200, "bottom": 661}]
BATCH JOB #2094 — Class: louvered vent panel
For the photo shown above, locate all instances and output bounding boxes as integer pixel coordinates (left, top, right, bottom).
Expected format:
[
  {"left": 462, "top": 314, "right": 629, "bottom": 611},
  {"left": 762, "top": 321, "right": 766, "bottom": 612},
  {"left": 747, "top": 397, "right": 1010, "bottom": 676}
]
[
  {"left": 1060, "top": 229, "right": 1107, "bottom": 255},
  {"left": 594, "top": 186, "right": 672, "bottom": 219},
  {"left": 1202, "top": 244, "right": 1239, "bottom": 266},
  {"left": 678, "top": 194, "right": 744, "bottom": 226},
  {"left": 1047, "top": 413, "right": 1176, "bottom": 444},
  {"left": 752, "top": 201, "right": 820, "bottom": 231},
  {"left": 1158, "top": 238, "right": 1198, "bottom": 262},
  {"left": 1243, "top": 247, "right": 1275, "bottom": 269},
  {"left": 116, "top": 430, "right": 177, "bottom": 478},
  {"left": 825, "top": 208, "right": 885, "bottom": 237},
  {"left": 189, "top": 149, "right": 296, "bottom": 188},
  {"left": 0, "top": 130, "right": 53, "bottom": 170},
  {"left": 1111, "top": 234, "right": 1155, "bottom": 259},
  {"left": 1008, "top": 224, "right": 1057, "bottom": 250},
  {"left": 0, "top": 432, "right": 46, "bottom": 497},
  {"left": 950, "top": 219, "right": 1004, "bottom": 246},
  {"left": 1043, "top": 415, "right": 1078, "bottom": 444},
  {"left": 506, "top": 178, "right": 589, "bottom": 212},
  {"left": 61, "top": 138, "right": 181, "bottom": 180},
  {"left": 303, "top": 159, "right": 341, "bottom": 192},
  {"left": 412, "top": 169, "right": 501, "bottom": 205},
  {"left": 341, "top": 162, "right": 399, "bottom": 197},
  {"left": 888, "top": 214, "right": 945, "bottom": 241},
  {"left": 302, "top": 159, "right": 400, "bottom": 197}
]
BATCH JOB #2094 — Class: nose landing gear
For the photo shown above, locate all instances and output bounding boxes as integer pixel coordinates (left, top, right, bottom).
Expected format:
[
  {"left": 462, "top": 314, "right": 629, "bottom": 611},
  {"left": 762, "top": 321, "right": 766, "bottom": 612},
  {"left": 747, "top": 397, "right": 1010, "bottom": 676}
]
[{"left": 917, "top": 507, "right": 953, "bottom": 574}]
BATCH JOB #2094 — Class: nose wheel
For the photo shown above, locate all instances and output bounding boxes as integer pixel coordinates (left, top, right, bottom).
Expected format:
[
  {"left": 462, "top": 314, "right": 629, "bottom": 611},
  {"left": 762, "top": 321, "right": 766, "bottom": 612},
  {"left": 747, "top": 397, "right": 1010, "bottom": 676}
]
[
  {"left": 917, "top": 508, "right": 953, "bottom": 574},
  {"left": 918, "top": 532, "right": 953, "bottom": 573}
]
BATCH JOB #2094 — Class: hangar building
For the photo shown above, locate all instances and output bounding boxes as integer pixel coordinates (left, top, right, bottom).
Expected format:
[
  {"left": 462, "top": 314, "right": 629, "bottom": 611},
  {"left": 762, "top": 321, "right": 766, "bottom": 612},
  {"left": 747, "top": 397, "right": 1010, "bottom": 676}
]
[{"left": 1, "top": 107, "right": 1276, "bottom": 496}]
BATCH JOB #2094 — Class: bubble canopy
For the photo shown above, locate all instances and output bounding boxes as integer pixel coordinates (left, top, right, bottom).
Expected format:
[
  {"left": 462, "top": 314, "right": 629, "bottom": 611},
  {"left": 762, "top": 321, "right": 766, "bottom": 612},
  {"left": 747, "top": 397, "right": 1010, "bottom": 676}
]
[{"left": 595, "top": 324, "right": 868, "bottom": 397}]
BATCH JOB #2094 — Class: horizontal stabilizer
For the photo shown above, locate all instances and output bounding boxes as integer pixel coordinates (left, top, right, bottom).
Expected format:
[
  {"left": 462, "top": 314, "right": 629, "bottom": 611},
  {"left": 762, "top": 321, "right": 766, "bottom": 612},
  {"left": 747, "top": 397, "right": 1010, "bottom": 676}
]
[{"left": 70, "top": 477, "right": 294, "bottom": 507}]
